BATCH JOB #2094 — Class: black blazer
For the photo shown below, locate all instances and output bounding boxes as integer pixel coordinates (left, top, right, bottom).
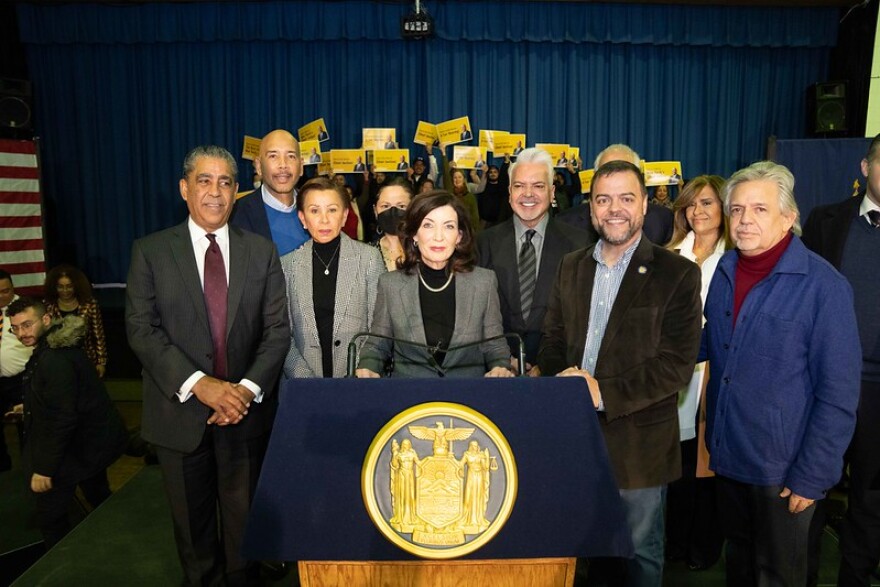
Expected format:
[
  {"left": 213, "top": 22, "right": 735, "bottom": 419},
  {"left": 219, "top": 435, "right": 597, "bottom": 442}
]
[
  {"left": 556, "top": 202, "right": 674, "bottom": 247},
  {"left": 477, "top": 218, "right": 593, "bottom": 363},
  {"left": 801, "top": 194, "right": 862, "bottom": 269},
  {"left": 229, "top": 188, "right": 272, "bottom": 242},
  {"left": 126, "top": 221, "right": 290, "bottom": 453}
]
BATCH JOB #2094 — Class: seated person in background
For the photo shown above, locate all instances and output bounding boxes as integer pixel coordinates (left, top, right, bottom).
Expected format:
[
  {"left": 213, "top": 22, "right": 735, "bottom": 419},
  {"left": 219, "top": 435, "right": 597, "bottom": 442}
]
[
  {"left": 281, "top": 178, "right": 384, "bottom": 378},
  {"left": 356, "top": 190, "right": 513, "bottom": 379},
  {"left": 7, "top": 297, "right": 127, "bottom": 548},
  {"left": 43, "top": 264, "right": 108, "bottom": 377}
]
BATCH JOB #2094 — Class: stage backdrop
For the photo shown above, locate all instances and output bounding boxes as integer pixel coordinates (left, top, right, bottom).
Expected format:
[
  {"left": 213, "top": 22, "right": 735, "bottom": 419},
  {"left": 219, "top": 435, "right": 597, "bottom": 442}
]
[{"left": 16, "top": 1, "right": 837, "bottom": 282}]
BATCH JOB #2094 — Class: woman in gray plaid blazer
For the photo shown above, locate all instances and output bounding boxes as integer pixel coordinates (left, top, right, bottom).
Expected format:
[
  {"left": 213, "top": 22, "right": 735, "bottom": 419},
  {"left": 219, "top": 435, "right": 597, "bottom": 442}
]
[{"left": 281, "top": 178, "right": 384, "bottom": 378}]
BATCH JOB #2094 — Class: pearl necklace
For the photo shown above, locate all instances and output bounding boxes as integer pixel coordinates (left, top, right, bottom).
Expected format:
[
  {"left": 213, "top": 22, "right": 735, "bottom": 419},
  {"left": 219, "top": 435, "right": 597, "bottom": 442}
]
[{"left": 418, "top": 267, "right": 454, "bottom": 292}]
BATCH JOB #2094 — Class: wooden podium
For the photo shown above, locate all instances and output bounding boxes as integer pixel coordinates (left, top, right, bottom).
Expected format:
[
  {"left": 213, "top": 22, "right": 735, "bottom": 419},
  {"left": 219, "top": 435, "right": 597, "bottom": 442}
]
[
  {"left": 242, "top": 378, "right": 631, "bottom": 585},
  {"left": 298, "top": 557, "right": 576, "bottom": 586}
]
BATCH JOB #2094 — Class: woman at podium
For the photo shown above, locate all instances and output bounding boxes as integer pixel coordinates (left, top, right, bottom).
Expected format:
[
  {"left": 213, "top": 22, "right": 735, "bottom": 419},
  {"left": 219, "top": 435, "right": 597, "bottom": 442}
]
[
  {"left": 355, "top": 190, "right": 513, "bottom": 378},
  {"left": 280, "top": 178, "right": 385, "bottom": 378}
]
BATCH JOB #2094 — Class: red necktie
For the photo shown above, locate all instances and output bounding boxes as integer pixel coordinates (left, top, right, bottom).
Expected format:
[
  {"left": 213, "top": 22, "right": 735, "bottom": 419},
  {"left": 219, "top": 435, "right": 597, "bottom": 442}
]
[{"left": 204, "top": 234, "right": 228, "bottom": 379}]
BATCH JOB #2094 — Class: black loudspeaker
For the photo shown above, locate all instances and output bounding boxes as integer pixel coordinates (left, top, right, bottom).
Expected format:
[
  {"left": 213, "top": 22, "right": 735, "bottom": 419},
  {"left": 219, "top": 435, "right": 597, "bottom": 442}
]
[
  {"left": 806, "top": 81, "right": 847, "bottom": 135},
  {"left": 0, "top": 78, "right": 33, "bottom": 133}
]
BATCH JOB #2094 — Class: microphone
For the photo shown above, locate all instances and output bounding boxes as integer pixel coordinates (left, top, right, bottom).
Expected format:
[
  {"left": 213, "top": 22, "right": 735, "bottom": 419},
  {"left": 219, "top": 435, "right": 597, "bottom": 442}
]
[{"left": 345, "top": 332, "right": 525, "bottom": 378}]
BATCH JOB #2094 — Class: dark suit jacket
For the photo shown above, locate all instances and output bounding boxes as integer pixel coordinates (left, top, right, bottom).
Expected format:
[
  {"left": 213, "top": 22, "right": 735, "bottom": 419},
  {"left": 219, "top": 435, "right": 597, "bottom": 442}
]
[
  {"left": 477, "top": 217, "right": 593, "bottom": 363},
  {"left": 538, "top": 237, "right": 702, "bottom": 489},
  {"left": 556, "top": 202, "right": 674, "bottom": 247},
  {"left": 126, "top": 221, "right": 290, "bottom": 453},
  {"left": 230, "top": 188, "right": 272, "bottom": 241},
  {"left": 801, "top": 194, "right": 862, "bottom": 269}
]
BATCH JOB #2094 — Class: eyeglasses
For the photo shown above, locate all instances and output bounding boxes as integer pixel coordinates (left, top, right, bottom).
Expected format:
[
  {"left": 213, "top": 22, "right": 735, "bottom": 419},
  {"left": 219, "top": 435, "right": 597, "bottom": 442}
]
[{"left": 9, "top": 319, "right": 39, "bottom": 335}]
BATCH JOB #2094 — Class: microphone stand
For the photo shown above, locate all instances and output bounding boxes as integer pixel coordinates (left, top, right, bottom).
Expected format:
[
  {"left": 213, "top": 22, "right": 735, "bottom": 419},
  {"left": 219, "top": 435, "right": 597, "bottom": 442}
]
[{"left": 346, "top": 332, "right": 526, "bottom": 378}]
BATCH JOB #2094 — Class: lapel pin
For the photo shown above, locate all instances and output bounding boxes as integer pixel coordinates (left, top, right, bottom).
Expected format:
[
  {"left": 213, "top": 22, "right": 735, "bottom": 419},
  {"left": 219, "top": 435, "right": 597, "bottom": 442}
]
[{"left": 638, "top": 266, "right": 647, "bottom": 274}]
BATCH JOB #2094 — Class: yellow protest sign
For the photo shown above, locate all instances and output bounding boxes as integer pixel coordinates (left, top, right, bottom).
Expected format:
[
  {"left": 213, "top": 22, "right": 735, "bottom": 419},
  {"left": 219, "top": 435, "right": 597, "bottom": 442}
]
[
  {"left": 452, "top": 146, "right": 489, "bottom": 170},
  {"left": 374, "top": 149, "right": 411, "bottom": 173},
  {"left": 301, "top": 140, "right": 323, "bottom": 166},
  {"left": 298, "top": 118, "right": 330, "bottom": 143},
  {"left": 331, "top": 149, "right": 368, "bottom": 174},
  {"left": 437, "top": 116, "right": 473, "bottom": 146},
  {"left": 494, "top": 133, "right": 526, "bottom": 157},
  {"left": 643, "top": 161, "right": 684, "bottom": 186},
  {"left": 578, "top": 169, "right": 595, "bottom": 194},
  {"left": 413, "top": 121, "right": 439, "bottom": 147},
  {"left": 241, "top": 135, "right": 261, "bottom": 161},
  {"left": 363, "top": 128, "right": 397, "bottom": 151}
]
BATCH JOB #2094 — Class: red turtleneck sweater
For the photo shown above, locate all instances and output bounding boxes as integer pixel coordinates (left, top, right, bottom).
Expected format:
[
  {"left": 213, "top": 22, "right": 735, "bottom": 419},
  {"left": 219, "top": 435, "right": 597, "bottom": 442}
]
[{"left": 733, "top": 232, "right": 793, "bottom": 325}]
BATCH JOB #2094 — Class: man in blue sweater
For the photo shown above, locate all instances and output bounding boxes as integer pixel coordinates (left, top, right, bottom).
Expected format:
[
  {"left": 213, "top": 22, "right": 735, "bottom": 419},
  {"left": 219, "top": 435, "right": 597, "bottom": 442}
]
[
  {"left": 231, "top": 129, "right": 309, "bottom": 255},
  {"left": 702, "top": 161, "right": 861, "bottom": 586}
]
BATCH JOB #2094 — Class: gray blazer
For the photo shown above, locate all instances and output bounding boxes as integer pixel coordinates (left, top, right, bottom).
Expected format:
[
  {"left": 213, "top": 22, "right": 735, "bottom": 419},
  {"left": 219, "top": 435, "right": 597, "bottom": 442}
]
[
  {"left": 281, "top": 234, "right": 384, "bottom": 378},
  {"left": 358, "top": 267, "right": 511, "bottom": 378}
]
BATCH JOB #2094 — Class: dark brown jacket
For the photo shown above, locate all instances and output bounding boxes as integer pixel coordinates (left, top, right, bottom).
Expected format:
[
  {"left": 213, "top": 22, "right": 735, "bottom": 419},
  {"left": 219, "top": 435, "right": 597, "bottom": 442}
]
[{"left": 538, "top": 237, "right": 702, "bottom": 489}]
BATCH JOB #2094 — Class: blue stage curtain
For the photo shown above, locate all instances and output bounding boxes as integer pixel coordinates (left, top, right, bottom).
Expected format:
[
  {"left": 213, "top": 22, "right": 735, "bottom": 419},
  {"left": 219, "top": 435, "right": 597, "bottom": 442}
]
[{"left": 16, "top": 1, "right": 836, "bottom": 282}]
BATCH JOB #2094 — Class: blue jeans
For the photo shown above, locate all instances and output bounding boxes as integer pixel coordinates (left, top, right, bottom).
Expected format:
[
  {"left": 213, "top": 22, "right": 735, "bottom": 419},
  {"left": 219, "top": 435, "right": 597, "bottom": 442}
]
[{"left": 619, "top": 485, "right": 667, "bottom": 587}]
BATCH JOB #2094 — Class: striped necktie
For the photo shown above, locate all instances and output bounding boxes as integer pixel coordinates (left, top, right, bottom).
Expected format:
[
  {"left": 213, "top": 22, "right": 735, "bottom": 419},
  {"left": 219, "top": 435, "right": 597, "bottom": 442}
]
[{"left": 519, "top": 229, "right": 537, "bottom": 323}]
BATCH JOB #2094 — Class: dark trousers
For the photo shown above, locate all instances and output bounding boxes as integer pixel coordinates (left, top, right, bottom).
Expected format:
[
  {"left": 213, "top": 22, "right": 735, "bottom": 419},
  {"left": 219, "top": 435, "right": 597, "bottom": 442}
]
[
  {"left": 34, "top": 468, "right": 111, "bottom": 547},
  {"left": 0, "top": 373, "right": 24, "bottom": 468},
  {"left": 156, "top": 427, "right": 267, "bottom": 587},
  {"left": 838, "top": 380, "right": 880, "bottom": 587},
  {"left": 717, "top": 476, "right": 815, "bottom": 587},
  {"left": 665, "top": 437, "right": 723, "bottom": 568}
]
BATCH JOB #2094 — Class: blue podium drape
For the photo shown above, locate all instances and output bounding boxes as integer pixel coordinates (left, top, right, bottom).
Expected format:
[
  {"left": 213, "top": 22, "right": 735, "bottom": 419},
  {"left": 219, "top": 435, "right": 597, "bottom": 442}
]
[
  {"left": 242, "top": 377, "right": 633, "bottom": 561},
  {"left": 16, "top": 1, "right": 836, "bottom": 282}
]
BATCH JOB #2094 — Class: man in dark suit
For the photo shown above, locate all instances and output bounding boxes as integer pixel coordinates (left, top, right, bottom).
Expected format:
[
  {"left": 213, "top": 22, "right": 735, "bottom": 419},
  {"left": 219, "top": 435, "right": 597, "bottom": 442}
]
[
  {"left": 477, "top": 148, "right": 591, "bottom": 375},
  {"left": 557, "top": 144, "right": 674, "bottom": 246},
  {"left": 803, "top": 134, "right": 880, "bottom": 587},
  {"left": 317, "top": 126, "right": 329, "bottom": 142},
  {"left": 459, "top": 125, "right": 472, "bottom": 142},
  {"left": 8, "top": 297, "right": 127, "bottom": 547},
  {"left": 126, "top": 145, "right": 289, "bottom": 586},
  {"left": 353, "top": 156, "right": 366, "bottom": 172},
  {"left": 538, "top": 161, "right": 702, "bottom": 587},
  {"left": 397, "top": 156, "right": 409, "bottom": 170},
  {"left": 230, "top": 129, "right": 308, "bottom": 256}
]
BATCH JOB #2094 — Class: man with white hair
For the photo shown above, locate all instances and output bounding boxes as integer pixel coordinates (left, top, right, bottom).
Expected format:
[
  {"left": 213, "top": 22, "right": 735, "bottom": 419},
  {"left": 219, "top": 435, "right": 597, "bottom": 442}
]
[
  {"left": 702, "top": 160, "right": 861, "bottom": 585},
  {"left": 556, "top": 144, "right": 674, "bottom": 245},
  {"left": 477, "top": 148, "right": 591, "bottom": 374}
]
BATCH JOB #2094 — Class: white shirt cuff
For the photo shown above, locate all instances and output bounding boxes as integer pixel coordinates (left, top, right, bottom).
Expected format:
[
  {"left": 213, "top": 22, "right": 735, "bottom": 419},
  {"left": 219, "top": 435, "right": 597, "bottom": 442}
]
[
  {"left": 239, "top": 379, "right": 263, "bottom": 403},
  {"left": 178, "top": 371, "right": 205, "bottom": 403}
]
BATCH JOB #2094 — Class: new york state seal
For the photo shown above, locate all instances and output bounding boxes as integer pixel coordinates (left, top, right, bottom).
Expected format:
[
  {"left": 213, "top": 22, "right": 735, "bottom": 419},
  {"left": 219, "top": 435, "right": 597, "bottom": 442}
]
[{"left": 362, "top": 402, "right": 517, "bottom": 558}]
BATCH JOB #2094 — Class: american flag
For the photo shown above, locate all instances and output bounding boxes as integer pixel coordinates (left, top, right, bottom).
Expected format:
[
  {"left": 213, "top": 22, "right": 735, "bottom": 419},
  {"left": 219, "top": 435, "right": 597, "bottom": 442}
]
[{"left": 0, "top": 139, "right": 46, "bottom": 296}]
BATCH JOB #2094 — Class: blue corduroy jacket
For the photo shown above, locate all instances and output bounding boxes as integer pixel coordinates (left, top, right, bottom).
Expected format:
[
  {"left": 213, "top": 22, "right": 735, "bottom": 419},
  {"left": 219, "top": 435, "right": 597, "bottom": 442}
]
[{"left": 701, "top": 236, "right": 861, "bottom": 499}]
